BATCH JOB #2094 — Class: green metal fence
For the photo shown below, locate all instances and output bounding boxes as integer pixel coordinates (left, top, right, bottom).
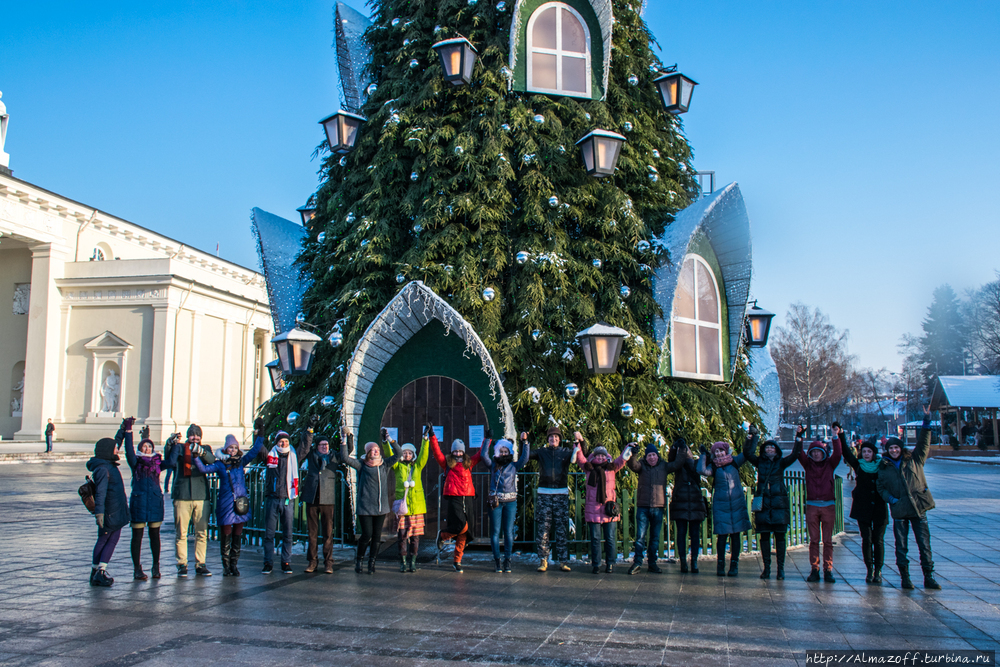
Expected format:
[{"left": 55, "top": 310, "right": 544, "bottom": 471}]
[{"left": 205, "top": 464, "right": 843, "bottom": 560}]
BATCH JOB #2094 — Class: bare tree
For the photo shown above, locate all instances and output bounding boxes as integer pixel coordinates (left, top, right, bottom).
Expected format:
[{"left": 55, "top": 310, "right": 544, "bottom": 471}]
[
  {"left": 771, "top": 303, "right": 856, "bottom": 426},
  {"left": 968, "top": 273, "right": 1000, "bottom": 374}
]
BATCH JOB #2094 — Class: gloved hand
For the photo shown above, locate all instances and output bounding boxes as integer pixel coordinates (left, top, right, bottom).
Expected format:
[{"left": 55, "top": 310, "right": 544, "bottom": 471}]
[
  {"left": 123, "top": 416, "right": 136, "bottom": 432},
  {"left": 748, "top": 424, "right": 759, "bottom": 437},
  {"left": 519, "top": 431, "right": 528, "bottom": 443},
  {"left": 484, "top": 428, "right": 493, "bottom": 440},
  {"left": 190, "top": 444, "right": 202, "bottom": 457},
  {"left": 96, "top": 513, "right": 104, "bottom": 529},
  {"left": 310, "top": 414, "right": 321, "bottom": 429},
  {"left": 380, "top": 427, "right": 389, "bottom": 443},
  {"left": 254, "top": 417, "right": 265, "bottom": 435},
  {"left": 700, "top": 444, "right": 710, "bottom": 456},
  {"left": 423, "top": 422, "right": 434, "bottom": 437},
  {"left": 623, "top": 442, "right": 637, "bottom": 459}
]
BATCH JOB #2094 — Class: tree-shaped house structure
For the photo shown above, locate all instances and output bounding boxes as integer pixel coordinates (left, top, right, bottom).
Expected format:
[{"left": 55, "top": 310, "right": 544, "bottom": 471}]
[{"left": 252, "top": 0, "right": 779, "bottom": 501}]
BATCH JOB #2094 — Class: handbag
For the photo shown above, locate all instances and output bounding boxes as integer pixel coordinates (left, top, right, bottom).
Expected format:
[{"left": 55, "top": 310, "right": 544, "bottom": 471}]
[
  {"left": 79, "top": 476, "right": 97, "bottom": 514},
  {"left": 227, "top": 468, "right": 250, "bottom": 516},
  {"left": 604, "top": 500, "right": 621, "bottom": 518}
]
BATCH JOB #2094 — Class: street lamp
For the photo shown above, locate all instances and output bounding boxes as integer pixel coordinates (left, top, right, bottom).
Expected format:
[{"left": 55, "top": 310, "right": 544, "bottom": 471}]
[
  {"left": 744, "top": 301, "right": 775, "bottom": 348},
  {"left": 319, "top": 110, "right": 366, "bottom": 154},
  {"left": 653, "top": 71, "right": 698, "bottom": 115},
  {"left": 575, "top": 323, "right": 629, "bottom": 374},
  {"left": 265, "top": 359, "right": 285, "bottom": 392},
  {"left": 576, "top": 130, "right": 626, "bottom": 177},
  {"left": 271, "top": 327, "right": 322, "bottom": 376},
  {"left": 297, "top": 203, "right": 317, "bottom": 225},
  {"left": 432, "top": 37, "right": 478, "bottom": 86}
]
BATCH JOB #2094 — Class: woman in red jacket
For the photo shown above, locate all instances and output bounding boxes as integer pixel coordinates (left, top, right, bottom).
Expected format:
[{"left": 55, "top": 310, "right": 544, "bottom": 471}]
[{"left": 429, "top": 423, "right": 481, "bottom": 572}]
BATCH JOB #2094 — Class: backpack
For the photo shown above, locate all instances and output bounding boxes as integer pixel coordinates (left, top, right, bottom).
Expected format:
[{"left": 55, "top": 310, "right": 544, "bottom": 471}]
[{"left": 79, "top": 476, "right": 97, "bottom": 514}]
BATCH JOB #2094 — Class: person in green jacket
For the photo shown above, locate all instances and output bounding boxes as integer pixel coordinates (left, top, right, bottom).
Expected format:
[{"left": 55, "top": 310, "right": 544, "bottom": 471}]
[
  {"left": 876, "top": 405, "right": 941, "bottom": 590},
  {"left": 390, "top": 428, "right": 430, "bottom": 573}
]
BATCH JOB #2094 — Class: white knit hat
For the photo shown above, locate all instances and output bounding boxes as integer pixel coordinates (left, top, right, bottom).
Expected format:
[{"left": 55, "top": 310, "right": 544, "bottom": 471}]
[
  {"left": 401, "top": 443, "right": 417, "bottom": 457},
  {"left": 493, "top": 439, "right": 515, "bottom": 458}
]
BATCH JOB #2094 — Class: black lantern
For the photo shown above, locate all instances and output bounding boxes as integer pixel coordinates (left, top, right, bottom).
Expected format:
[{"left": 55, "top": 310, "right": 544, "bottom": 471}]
[
  {"left": 653, "top": 71, "right": 698, "bottom": 115},
  {"left": 319, "top": 110, "right": 366, "bottom": 154},
  {"left": 576, "top": 129, "right": 626, "bottom": 178},
  {"left": 745, "top": 301, "right": 775, "bottom": 348},
  {"left": 432, "top": 37, "right": 478, "bottom": 86},
  {"left": 575, "top": 323, "right": 630, "bottom": 374},
  {"left": 265, "top": 359, "right": 285, "bottom": 392},
  {"left": 271, "top": 326, "right": 322, "bottom": 376},
  {"left": 297, "top": 203, "right": 317, "bottom": 225}
]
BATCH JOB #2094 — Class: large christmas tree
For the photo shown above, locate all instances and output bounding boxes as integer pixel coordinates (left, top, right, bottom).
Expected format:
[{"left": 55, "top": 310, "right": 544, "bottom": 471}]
[{"left": 263, "top": 0, "right": 762, "bottom": 459}]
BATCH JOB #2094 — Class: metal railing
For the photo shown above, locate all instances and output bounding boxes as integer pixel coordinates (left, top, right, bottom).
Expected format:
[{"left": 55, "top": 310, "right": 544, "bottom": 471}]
[{"left": 203, "top": 465, "right": 843, "bottom": 560}]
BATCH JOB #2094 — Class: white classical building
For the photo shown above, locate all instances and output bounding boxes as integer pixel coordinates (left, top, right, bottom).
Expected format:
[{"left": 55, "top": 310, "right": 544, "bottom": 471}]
[{"left": 0, "top": 168, "right": 275, "bottom": 444}]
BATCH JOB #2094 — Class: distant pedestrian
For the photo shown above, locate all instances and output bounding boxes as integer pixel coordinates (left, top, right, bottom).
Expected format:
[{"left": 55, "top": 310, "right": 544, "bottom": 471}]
[
  {"left": 430, "top": 425, "right": 482, "bottom": 573},
  {"left": 87, "top": 434, "right": 129, "bottom": 586},
  {"left": 743, "top": 427, "right": 797, "bottom": 580},
  {"left": 625, "top": 440, "right": 681, "bottom": 575},
  {"left": 481, "top": 434, "right": 530, "bottom": 573},
  {"left": 877, "top": 406, "right": 941, "bottom": 590},
  {"left": 842, "top": 436, "right": 888, "bottom": 584},
  {"left": 164, "top": 424, "right": 215, "bottom": 577},
  {"left": 698, "top": 439, "right": 752, "bottom": 577},
  {"left": 193, "top": 421, "right": 264, "bottom": 576},
  {"left": 577, "top": 443, "right": 629, "bottom": 573},
  {"left": 668, "top": 437, "right": 706, "bottom": 573},
  {"left": 342, "top": 428, "right": 397, "bottom": 574},
  {"left": 45, "top": 419, "right": 54, "bottom": 453},
  {"left": 527, "top": 426, "right": 580, "bottom": 573},
  {"left": 795, "top": 423, "right": 843, "bottom": 583},
  {"left": 120, "top": 417, "right": 164, "bottom": 580},
  {"left": 300, "top": 429, "right": 344, "bottom": 574}
]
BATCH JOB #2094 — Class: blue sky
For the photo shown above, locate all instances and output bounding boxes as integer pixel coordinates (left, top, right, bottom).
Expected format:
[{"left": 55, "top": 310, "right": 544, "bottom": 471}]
[{"left": 3, "top": 1, "right": 998, "bottom": 371}]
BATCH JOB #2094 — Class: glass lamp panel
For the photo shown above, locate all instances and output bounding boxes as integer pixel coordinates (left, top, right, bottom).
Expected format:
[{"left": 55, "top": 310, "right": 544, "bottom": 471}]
[
  {"left": 533, "top": 7, "right": 557, "bottom": 49},
  {"left": 533, "top": 53, "right": 557, "bottom": 89},
  {"left": 562, "top": 56, "right": 587, "bottom": 93},
  {"left": 696, "top": 261, "right": 719, "bottom": 324},
  {"left": 561, "top": 9, "right": 586, "bottom": 53},
  {"left": 749, "top": 317, "right": 766, "bottom": 344},
  {"left": 341, "top": 117, "right": 358, "bottom": 149},
  {"left": 661, "top": 79, "right": 678, "bottom": 107},
  {"left": 680, "top": 77, "right": 695, "bottom": 108},
  {"left": 462, "top": 47, "right": 475, "bottom": 80},
  {"left": 698, "top": 326, "right": 721, "bottom": 376},
  {"left": 595, "top": 337, "right": 611, "bottom": 369},
  {"left": 582, "top": 340, "right": 594, "bottom": 370},
  {"left": 674, "top": 258, "right": 695, "bottom": 319},
  {"left": 673, "top": 322, "right": 697, "bottom": 374},
  {"left": 324, "top": 118, "right": 340, "bottom": 147},
  {"left": 276, "top": 343, "right": 292, "bottom": 374},
  {"left": 581, "top": 139, "right": 595, "bottom": 171}
]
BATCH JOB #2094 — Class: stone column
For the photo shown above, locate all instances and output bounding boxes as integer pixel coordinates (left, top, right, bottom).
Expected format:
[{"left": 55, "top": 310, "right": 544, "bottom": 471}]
[
  {"left": 145, "top": 304, "right": 176, "bottom": 443},
  {"left": 15, "top": 243, "right": 69, "bottom": 440}
]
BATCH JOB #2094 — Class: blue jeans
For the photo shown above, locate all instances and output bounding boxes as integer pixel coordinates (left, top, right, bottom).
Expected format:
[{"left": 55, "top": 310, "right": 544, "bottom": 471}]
[
  {"left": 490, "top": 501, "right": 516, "bottom": 560},
  {"left": 264, "top": 497, "right": 295, "bottom": 565},
  {"left": 589, "top": 521, "right": 617, "bottom": 568},
  {"left": 632, "top": 507, "right": 664, "bottom": 564}
]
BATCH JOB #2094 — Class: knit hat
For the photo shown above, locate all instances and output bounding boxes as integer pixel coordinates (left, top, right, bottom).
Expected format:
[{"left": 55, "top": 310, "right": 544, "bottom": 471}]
[
  {"left": 807, "top": 440, "right": 828, "bottom": 460},
  {"left": 590, "top": 445, "right": 610, "bottom": 459},
  {"left": 494, "top": 439, "right": 514, "bottom": 457},
  {"left": 451, "top": 439, "right": 466, "bottom": 453},
  {"left": 546, "top": 425, "right": 562, "bottom": 440},
  {"left": 883, "top": 436, "right": 904, "bottom": 453},
  {"left": 137, "top": 438, "right": 155, "bottom": 453},
  {"left": 95, "top": 437, "right": 118, "bottom": 461},
  {"left": 224, "top": 434, "right": 239, "bottom": 451},
  {"left": 644, "top": 442, "right": 659, "bottom": 457},
  {"left": 187, "top": 424, "right": 202, "bottom": 438},
  {"left": 274, "top": 431, "right": 291, "bottom": 444},
  {"left": 710, "top": 441, "right": 730, "bottom": 456},
  {"left": 400, "top": 443, "right": 417, "bottom": 458},
  {"left": 859, "top": 441, "right": 879, "bottom": 457},
  {"left": 314, "top": 434, "right": 331, "bottom": 446},
  {"left": 364, "top": 441, "right": 380, "bottom": 455}
]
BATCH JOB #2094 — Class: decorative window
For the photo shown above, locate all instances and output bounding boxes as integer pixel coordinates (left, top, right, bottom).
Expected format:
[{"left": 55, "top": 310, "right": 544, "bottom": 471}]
[
  {"left": 671, "top": 254, "right": 723, "bottom": 380},
  {"left": 526, "top": 2, "right": 591, "bottom": 97},
  {"left": 91, "top": 247, "right": 105, "bottom": 261}
]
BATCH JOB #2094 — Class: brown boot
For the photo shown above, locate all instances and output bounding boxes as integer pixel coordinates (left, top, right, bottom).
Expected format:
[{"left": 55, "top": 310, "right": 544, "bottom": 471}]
[{"left": 304, "top": 560, "right": 318, "bottom": 573}]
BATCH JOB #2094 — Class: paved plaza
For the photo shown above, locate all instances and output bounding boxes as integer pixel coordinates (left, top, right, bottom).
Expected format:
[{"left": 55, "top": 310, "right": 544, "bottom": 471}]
[{"left": 0, "top": 459, "right": 996, "bottom": 666}]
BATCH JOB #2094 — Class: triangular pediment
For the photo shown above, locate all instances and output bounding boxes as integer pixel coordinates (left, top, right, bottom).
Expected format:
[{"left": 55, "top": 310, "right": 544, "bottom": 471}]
[{"left": 84, "top": 331, "right": 132, "bottom": 350}]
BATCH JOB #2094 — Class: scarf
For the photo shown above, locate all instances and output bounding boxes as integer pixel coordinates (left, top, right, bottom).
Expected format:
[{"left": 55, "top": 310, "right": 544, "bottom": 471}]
[
  {"left": 713, "top": 452, "right": 733, "bottom": 467},
  {"left": 588, "top": 461, "right": 612, "bottom": 505},
  {"left": 182, "top": 442, "right": 193, "bottom": 476},
  {"left": 266, "top": 445, "right": 299, "bottom": 498},
  {"left": 493, "top": 454, "right": 513, "bottom": 467},
  {"left": 134, "top": 452, "right": 161, "bottom": 480},
  {"left": 859, "top": 456, "right": 880, "bottom": 474}
]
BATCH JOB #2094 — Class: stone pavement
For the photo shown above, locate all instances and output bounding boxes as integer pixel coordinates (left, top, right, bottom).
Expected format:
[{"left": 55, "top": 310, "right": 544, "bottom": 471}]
[{"left": 0, "top": 459, "right": 996, "bottom": 666}]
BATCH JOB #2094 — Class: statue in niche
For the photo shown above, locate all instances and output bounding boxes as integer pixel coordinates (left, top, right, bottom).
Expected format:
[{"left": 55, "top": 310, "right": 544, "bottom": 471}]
[
  {"left": 10, "top": 372, "right": 24, "bottom": 415},
  {"left": 13, "top": 283, "right": 30, "bottom": 315},
  {"left": 100, "top": 368, "right": 120, "bottom": 413}
]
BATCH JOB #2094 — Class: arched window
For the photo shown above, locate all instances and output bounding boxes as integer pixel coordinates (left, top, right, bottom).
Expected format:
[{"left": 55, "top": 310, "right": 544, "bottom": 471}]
[
  {"left": 671, "top": 254, "right": 723, "bottom": 380},
  {"left": 526, "top": 2, "right": 591, "bottom": 97}
]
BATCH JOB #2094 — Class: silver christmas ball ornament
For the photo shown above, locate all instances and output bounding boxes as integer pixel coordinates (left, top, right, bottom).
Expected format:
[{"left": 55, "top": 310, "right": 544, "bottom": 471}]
[
  {"left": 366, "top": 83, "right": 378, "bottom": 95},
  {"left": 620, "top": 285, "right": 631, "bottom": 298},
  {"left": 409, "top": 59, "right": 420, "bottom": 69},
  {"left": 531, "top": 329, "right": 541, "bottom": 341},
  {"left": 391, "top": 18, "right": 400, "bottom": 27},
  {"left": 454, "top": 145, "right": 464, "bottom": 155},
  {"left": 652, "top": 149, "right": 660, "bottom": 158},
  {"left": 482, "top": 287, "right": 496, "bottom": 302},
  {"left": 328, "top": 331, "right": 344, "bottom": 348},
  {"left": 287, "top": 412, "right": 300, "bottom": 425},
  {"left": 592, "top": 258, "right": 602, "bottom": 269},
  {"left": 410, "top": 171, "right": 419, "bottom": 181},
  {"left": 533, "top": 114, "right": 544, "bottom": 124},
  {"left": 565, "top": 383, "right": 579, "bottom": 398},
  {"left": 317, "top": 232, "right": 326, "bottom": 243},
  {"left": 295, "top": 312, "right": 306, "bottom": 324},
  {"left": 339, "top": 156, "right": 348, "bottom": 167},
  {"left": 620, "top": 403, "right": 634, "bottom": 418},
  {"left": 413, "top": 223, "right": 423, "bottom": 234},
  {"left": 548, "top": 195, "right": 559, "bottom": 208},
  {"left": 516, "top": 251, "right": 529, "bottom": 264},
  {"left": 396, "top": 273, "right": 406, "bottom": 284},
  {"left": 496, "top": 0, "right": 506, "bottom": 9},
  {"left": 346, "top": 212, "right": 355, "bottom": 224},
  {"left": 628, "top": 74, "right": 639, "bottom": 86},
  {"left": 623, "top": 121, "right": 634, "bottom": 132},
  {"left": 637, "top": 240, "right": 651, "bottom": 253},
  {"left": 500, "top": 123, "right": 511, "bottom": 132},
  {"left": 320, "top": 396, "right": 335, "bottom": 409}
]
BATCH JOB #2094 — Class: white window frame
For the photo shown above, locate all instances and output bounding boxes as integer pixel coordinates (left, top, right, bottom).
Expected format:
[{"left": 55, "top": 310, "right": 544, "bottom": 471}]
[
  {"left": 526, "top": 2, "right": 592, "bottom": 98},
  {"left": 671, "top": 253, "right": 724, "bottom": 381}
]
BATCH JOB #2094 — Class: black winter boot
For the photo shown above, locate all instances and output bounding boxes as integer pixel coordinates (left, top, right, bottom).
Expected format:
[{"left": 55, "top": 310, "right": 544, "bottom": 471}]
[
  {"left": 229, "top": 537, "right": 241, "bottom": 577},
  {"left": 759, "top": 533, "right": 771, "bottom": 579},
  {"left": 871, "top": 566, "right": 882, "bottom": 584},
  {"left": 690, "top": 545, "right": 699, "bottom": 573},
  {"left": 355, "top": 556, "right": 363, "bottom": 574},
  {"left": 368, "top": 543, "right": 380, "bottom": 574},
  {"left": 899, "top": 563, "right": 914, "bottom": 589},
  {"left": 220, "top": 533, "right": 232, "bottom": 577},
  {"left": 494, "top": 558, "right": 502, "bottom": 573},
  {"left": 923, "top": 566, "right": 941, "bottom": 590},
  {"left": 728, "top": 553, "right": 739, "bottom": 577},
  {"left": 717, "top": 555, "right": 726, "bottom": 577},
  {"left": 807, "top": 569, "right": 821, "bottom": 582},
  {"left": 775, "top": 537, "right": 786, "bottom": 580}
]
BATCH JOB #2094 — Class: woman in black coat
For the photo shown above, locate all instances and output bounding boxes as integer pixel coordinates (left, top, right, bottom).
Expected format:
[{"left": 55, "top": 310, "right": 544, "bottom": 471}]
[
  {"left": 744, "top": 432, "right": 797, "bottom": 580},
  {"left": 842, "top": 433, "right": 888, "bottom": 584},
  {"left": 87, "top": 435, "right": 129, "bottom": 587},
  {"left": 668, "top": 437, "right": 706, "bottom": 573}
]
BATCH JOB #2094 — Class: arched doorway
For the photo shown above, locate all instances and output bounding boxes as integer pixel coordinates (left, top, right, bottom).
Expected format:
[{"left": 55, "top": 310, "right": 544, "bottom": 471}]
[{"left": 380, "top": 376, "right": 489, "bottom": 532}]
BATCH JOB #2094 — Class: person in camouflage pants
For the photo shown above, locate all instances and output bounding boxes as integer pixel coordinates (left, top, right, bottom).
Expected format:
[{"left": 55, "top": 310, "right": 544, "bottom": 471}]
[
  {"left": 526, "top": 426, "right": 582, "bottom": 572},
  {"left": 535, "top": 493, "right": 569, "bottom": 564}
]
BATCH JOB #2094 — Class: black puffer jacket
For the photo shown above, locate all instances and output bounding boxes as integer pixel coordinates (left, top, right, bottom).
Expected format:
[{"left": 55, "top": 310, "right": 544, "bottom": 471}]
[
  {"left": 627, "top": 451, "right": 683, "bottom": 508},
  {"left": 87, "top": 456, "right": 130, "bottom": 533},
  {"left": 530, "top": 446, "right": 575, "bottom": 489},
  {"left": 743, "top": 437, "right": 796, "bottom": 528},
  {"left": 842, "top": 439, "right": 888, "bottom": 525},
  {"left": 667, "top": 446, "right": 706, "bottom": 522}
]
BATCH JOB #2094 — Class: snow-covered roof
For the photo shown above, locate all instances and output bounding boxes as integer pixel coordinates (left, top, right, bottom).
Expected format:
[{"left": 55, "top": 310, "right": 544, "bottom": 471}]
[
  {"left": 651, "top": 182, "right": 753, "bottom": 379},
  {"left": 931, "top": 375, "right": 1000, "bottom": 410},
  {"left": 334, "top": 2, "right": 373, "bottom": 113},
  {"left": 251, "top": 207, "right": 309, "bottom": 334}
]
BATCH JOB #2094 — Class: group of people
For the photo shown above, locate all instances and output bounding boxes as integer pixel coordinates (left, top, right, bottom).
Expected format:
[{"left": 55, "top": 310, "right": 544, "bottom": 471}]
[{"left": 85, "top": 411, "right": 942, "bottom": 591}]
